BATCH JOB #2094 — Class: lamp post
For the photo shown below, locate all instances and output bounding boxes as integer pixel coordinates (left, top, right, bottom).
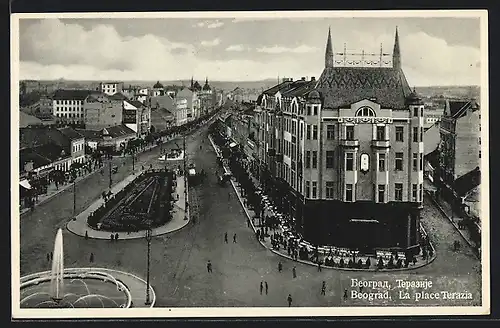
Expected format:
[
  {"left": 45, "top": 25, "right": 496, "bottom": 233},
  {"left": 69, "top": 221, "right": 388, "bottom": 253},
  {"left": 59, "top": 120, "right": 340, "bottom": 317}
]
[
  {"left": 183, "top": 133, "right": 188, "bottom": 221},
  {"left": 108, "top": 158, "right": 112, "bottom": 190},
  {"left": 73, "top": 178, "right": 76, "bottom": 217},
  {"left": 145, "top": 223, "right": 152, "bottom": 305}
]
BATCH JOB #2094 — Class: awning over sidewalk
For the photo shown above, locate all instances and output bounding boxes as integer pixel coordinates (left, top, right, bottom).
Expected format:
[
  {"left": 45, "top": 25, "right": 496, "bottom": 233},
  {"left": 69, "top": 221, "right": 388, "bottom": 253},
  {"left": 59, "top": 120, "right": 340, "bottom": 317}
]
[{"left": 20, "top": 179, "right": 32, "bottom": 190}]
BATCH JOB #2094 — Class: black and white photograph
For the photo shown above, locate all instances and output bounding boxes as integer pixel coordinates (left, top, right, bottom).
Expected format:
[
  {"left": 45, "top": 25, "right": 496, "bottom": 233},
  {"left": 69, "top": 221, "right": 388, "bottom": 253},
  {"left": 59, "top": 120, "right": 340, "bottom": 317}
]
[{"left": 11, "top": 10, "right": 489, "bottom": 318}]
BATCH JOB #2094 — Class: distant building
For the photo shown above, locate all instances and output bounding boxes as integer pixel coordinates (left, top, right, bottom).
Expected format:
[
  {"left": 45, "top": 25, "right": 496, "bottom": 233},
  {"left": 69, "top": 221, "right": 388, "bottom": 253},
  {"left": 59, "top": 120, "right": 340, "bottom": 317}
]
[
  {"left": 52, "top": 89, "right": 92, "bottom": 125},
  {"left": 20, "top": 126, "right": 86, "bottom": 171},
  {"left": 177, "top": 87, "right": 197, "bottom": 122},
  {"left": 100, "top": 125, "right": 136, "bottom": 152},
  {"left": 123, "top": 99, "right": 151, "bottom": 137},
  {"left": 99, "top": 82, "right": 124, "bottom": 96},
  {"left": 438, "top": 99, "right": 480, "bottom": 184},
  {"left": 150, "top": 95, "right": 176, "bottom": 132},
  {"left": 84, "top": 92, "right": 123, "bottom": 130}
]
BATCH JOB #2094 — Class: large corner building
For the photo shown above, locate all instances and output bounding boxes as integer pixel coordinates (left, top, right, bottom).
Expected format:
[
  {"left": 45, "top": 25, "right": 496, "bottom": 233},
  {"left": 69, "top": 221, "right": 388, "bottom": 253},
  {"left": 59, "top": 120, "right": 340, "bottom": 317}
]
[{"left": 255, "top": 28, "right": 425, "bottom": 254}]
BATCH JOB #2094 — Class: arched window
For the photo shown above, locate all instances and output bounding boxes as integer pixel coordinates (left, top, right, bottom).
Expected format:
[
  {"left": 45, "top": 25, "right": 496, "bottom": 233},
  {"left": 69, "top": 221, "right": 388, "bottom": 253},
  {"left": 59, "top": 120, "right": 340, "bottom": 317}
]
[{"left": 356, "top": 106, "right": 376, "bottom": 117}]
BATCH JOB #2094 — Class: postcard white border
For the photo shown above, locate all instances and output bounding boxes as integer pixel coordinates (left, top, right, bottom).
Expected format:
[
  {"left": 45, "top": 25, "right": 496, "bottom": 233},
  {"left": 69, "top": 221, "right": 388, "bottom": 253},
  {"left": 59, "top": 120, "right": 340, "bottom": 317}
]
[{"left": 11, "top": 9, "right": 490, "bottom": 319}]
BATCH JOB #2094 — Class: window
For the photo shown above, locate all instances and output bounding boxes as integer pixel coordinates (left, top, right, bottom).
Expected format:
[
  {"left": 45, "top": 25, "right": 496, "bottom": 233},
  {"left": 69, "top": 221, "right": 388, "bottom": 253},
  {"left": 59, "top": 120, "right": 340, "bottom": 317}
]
[
  {"left": 421, "top": 107, "right": 424, "bottom": 116},
  {"left": 313, "top": 125, "right": 318, "bottom": 140},
  {"left": 299, "top": 123, "right": 303, "bottom": 139},
  {"left": 396, "top": 126, "right": 404, "bottom": 142},
  {"left": 420, "top": 127, "right": 423, "bottom": 142},
  {"left": 395, "top": 152, "right": 403, "bottom": 171},
  {"left": 312, "top": 151, "right": 318, "bottom": 169},
  {"left": 419, "top": 183, "right": 423, "bottom": 202},
  {"left": 307, "top": 106, "right": 311, "bottom": 116},
  {"left": 413, "top": 127, "right": 418, "bottom": 142},
  {"left": 345, "top": 184, "right": 353, "bottom": 202},
  {"left": 326, "top": 181, "right": 334, "bottom": 199},
  {"left": 413, "top": 153, "right": 418, "bottom": 171},
  {"left": 346, "top": 153, "right": 354, "bottom": 171},
  {"left": 326, "top": 125, "right": 335, "bottom": 140},
  {"left": 395, "top": 183, "right": 403, "bottom": 201},
  {"left": 378, "top": 184, "right": 385, "bottom": 203},
  {"left": 346, "top": 126, "right": 354, "bottom": 140},
  {"left": 378, "top": 153, "right": 386, "bottom": 172},
  {"left": 419, "top": 153, "right": 423, "bottom": 171},
  {"left": 306, "top": 125, "right": 311, "bottom": 140},
  {"left": 412, "top": 184, "right": 418, "bottom": 201},
  {"left": 312, "top": 181, "right": 317, "bottom": 198},
  {"left": 356, "top": 107, "right": 375, "bottom": 117},
  {"left": 305, "top": 181, "right": 310, "bottom": 198},
  {"left": 313, "top": 106, "right": 318, "bottom": 116},
  {"left": 326, "top": 151, "right": 334, "bottom": 168},
  {"left": 376, "top": 126, "right": 386, "bottom": 141},
  {"left": 413, "top": 107, "right": 419, "bottom": 117}
]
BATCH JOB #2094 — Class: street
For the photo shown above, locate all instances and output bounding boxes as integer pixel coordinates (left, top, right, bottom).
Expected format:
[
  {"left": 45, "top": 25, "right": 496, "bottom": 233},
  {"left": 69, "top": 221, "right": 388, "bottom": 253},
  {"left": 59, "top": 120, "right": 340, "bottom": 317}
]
[{"left": 19, "top": 125, "right": 482, "bottom": 307}]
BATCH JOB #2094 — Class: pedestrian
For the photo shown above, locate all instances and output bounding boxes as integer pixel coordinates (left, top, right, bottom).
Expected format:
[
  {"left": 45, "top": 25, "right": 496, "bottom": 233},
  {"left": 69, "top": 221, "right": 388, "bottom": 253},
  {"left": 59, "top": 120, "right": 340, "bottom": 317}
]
[
  {"left": 321, "top": 281, "right": 326, "bottom": 296},
  {"left": 46, "top": 253, "right": 50, "bottom": 262},
  {"left": 292, "top": 266, "right": 297, "bottom": 278},
  {"left": 287, "top": 294, "right": 293, "bottom": 307},
  {"left": 50, "top": 251, "right": 53, "bottom": 260},
  {"left": 260, "top": 281, "right": 263, "bottom": 295},
  {"left": 343, "top": 289, "right": 348, "bottom": 301},
  {"left": 207, "top": 260, "right": 212, "bottom": 273},
  {"left": 228, "top": 192, "right": 231, "bottom": 201},
  {"left": 115, "top": 233, "right": 119, "bottom": 241},
  {"left": 233, "top": 233, "right": 237, "bottom": 243},
  {"left": 278, "top": 261, "right": 283, "bottom": 273},
  {"left": 317, "top": 262, "right": 322, "bottom": 272},
  {"left": 265, "top": 281, "right": 268, "bottom": 295},
  {"left": 110, "top": 234, "right": 114, "bottom": 241},
  {"left": 89, "top": 252, "right": 94, "bottom": 263},
  {"left": 224, "top": 232, "right": 228, "bottom": 243},
  {"left": 85, "top": 231, "right": 88, "bottom": 240}
]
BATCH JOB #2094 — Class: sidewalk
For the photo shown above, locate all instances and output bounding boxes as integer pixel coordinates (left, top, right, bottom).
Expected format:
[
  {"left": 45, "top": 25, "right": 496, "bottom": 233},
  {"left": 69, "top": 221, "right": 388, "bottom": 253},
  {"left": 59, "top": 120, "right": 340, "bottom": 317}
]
[
  {"left": 20, "top": 166, "right": 102, "bottom": 216},
  {"left": 66, "top": 173, "right": 190, "bottom": 240},
  {"left": 424, "top": 178, "right": 479, "bottom": 256},
  {"left": 208, "top": 135, "right": 436, "bottom": 272}
]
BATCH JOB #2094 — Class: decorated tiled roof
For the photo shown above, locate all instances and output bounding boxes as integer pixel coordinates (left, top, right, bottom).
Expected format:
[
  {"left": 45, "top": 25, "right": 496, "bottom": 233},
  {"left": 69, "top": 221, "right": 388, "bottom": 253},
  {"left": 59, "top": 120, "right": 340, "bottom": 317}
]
[{"left": 316, "top": 67, "right": 412, "bottom": 109}]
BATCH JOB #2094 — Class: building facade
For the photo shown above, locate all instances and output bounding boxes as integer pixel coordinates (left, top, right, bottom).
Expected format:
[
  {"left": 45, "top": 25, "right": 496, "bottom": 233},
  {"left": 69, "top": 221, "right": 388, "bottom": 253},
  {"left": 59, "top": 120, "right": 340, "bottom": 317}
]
[
  {"left": 254, "top": 28, "right": 423, "bottom": 254},
  {"left": 438, "top": 99, "right": 481, "bottom": 184},
  {"left": 52, "top": 90, "right": 91, "bottom": 125},
  {"left": 99, "top": 82, "right": 124, "bottom": 96},
  {"left": 84, "top": 92, "right": 123, "bottom": 130}
]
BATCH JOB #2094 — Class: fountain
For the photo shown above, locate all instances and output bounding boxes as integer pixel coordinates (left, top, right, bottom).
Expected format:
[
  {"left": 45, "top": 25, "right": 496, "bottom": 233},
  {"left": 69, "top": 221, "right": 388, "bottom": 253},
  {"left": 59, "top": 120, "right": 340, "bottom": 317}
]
[
  {"left": 50, "top": 229, "right": 64, "bottom": 303},
  {"left": 20, "top": 229, "right": 132, "bottom": 308}
]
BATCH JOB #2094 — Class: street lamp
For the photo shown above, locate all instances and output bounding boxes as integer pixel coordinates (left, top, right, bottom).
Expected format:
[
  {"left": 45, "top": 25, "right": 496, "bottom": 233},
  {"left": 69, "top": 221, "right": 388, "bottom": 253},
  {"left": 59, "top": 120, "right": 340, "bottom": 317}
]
[
  {"left": 183, "top": 133, "right": 188, "bottom": 221},
  {"left": 145, "top": 222, "right": 152, "bottom": 305},
  {"left": 108, "top": 157, "right": 113, "bottom": 190}
]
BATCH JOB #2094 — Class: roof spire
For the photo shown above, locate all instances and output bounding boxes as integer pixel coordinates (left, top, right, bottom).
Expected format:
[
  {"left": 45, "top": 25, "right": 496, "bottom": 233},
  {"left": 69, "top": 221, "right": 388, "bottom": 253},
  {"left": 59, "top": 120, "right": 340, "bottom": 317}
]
[
  {"left": 393, "top": 26, "right": 401, "bottom": 69},
  {"left": 325, "top": 26, "right": 334, "bottom": 68}
]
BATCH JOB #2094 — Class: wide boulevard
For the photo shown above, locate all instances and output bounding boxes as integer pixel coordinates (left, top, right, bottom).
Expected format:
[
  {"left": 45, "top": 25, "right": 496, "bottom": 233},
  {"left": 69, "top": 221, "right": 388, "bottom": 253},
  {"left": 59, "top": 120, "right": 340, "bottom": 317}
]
[{"left": 19, "top": 121, "right": 481, "bottom": 307}]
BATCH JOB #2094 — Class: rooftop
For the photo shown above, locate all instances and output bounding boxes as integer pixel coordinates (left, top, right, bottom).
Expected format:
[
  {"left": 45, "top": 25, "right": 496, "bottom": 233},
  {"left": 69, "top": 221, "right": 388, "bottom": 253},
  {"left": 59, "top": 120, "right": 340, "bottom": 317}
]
[
  {"left": 454, "top": 167, "right": 481, "bottom": 198},
  {"left": 316, "top": 67, "right": 412, "bottom": 109},
  {"left": 103, "top": 124, "right": 136, "bottom": 138},
  {"left": 52, "top": 89, "right": 92, "bottom": 101}
]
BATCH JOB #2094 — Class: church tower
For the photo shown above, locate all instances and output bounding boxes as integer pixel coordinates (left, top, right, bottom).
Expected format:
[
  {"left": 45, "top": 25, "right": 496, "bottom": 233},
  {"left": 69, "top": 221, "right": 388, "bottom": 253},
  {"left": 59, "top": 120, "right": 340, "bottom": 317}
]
[
  {"left": 393, "top": 27, "right": 401, "bottom": 69},
  {"left": 325, "top": 27, "right": 334, "bottom": 68}
]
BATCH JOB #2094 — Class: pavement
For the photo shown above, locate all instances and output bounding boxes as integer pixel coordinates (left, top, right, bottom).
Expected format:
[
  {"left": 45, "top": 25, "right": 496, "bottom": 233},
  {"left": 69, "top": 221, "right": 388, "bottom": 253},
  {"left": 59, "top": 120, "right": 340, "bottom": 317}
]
[
  {"left": 207, "top": 135, "right": 437, "bottom": 272},
  {"left": 19, "top": 119, "right": 482, "bottom": 308},
  {"left": 66, "top": 174, "right": 189, "bottom": 240}
]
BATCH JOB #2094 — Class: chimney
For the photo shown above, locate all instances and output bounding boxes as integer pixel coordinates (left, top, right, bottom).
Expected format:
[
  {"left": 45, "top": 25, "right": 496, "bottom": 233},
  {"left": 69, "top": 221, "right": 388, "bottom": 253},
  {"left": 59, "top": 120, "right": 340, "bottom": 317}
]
[
  {"left": 301, "top": 77, "right": 306, "bottom": 81},
  {"left": 311, "top": 77, "right": 316, "bottom": 81}
]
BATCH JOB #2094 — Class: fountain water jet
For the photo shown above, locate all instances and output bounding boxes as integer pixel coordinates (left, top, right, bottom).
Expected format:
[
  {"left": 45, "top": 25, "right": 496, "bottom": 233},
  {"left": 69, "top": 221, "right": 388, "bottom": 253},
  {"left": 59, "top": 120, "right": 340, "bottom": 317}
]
[{"left": 50, "top": 228, "right": 64, "bottom": 302}]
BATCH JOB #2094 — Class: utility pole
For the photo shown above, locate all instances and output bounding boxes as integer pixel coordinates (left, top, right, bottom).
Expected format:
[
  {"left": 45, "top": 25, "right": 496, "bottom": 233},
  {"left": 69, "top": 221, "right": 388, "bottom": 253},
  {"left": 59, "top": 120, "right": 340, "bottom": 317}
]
[
  {"left": 183, "top": 133, "right": 188, "bottom": 221},
  {"left": 73, "top": 179, "right": 76, "bottom": 217},
  {"left": 109, "top": 159, "right": 112, "bottom": 190},
  {"left": 145, "top": 222, "right": 152, "bottom": 305}
]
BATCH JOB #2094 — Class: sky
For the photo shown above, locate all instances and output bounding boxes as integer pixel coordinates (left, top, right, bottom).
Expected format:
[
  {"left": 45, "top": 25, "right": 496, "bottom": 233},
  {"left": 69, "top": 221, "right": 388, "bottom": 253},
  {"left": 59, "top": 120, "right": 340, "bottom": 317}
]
[{"left": 16, "top": 14, "right": 482, "bottom": 86}]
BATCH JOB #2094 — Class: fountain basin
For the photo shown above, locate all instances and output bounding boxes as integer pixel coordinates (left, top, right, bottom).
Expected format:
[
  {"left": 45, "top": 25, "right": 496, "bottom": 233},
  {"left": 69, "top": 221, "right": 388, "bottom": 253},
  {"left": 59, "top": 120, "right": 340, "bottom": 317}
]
[{"left": 20, "top": 269, "right": 132, "bottom": 308}]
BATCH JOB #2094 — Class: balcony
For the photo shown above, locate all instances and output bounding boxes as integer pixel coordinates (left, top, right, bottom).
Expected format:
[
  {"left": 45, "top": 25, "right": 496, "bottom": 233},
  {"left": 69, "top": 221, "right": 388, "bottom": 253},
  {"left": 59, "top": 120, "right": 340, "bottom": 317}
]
[
  {"left": 371, "top": 139, "right": 390, "bottom": 148},
  {"left": 340, "top": 139, "right": 359, "bottom": 147}
]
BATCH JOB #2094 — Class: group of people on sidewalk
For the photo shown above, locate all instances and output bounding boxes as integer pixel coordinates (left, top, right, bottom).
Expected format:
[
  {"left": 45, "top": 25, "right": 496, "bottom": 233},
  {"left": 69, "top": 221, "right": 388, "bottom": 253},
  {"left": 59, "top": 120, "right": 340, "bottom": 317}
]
[{"left": 224, "top": 232, "right": 237, "bottom": 243}]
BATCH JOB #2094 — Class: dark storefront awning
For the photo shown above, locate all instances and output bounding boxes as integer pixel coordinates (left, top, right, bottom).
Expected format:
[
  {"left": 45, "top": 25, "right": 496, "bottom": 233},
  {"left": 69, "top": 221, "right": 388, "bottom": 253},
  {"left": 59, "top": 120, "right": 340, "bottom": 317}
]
[
  {"left": 229, "top": 142, "right": 238, "bottom": 148},
  {"left": 20, "top": 179, "right": 32, "bottom": 190}
]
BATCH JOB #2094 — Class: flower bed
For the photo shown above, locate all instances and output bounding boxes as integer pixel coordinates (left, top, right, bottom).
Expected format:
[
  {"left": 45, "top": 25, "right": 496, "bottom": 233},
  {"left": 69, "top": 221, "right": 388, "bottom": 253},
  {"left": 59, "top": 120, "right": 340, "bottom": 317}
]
[{"left": 87, "top": 170, "right": 175, "bottom": 232}]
